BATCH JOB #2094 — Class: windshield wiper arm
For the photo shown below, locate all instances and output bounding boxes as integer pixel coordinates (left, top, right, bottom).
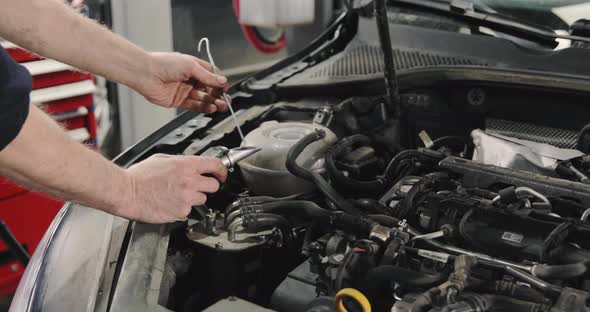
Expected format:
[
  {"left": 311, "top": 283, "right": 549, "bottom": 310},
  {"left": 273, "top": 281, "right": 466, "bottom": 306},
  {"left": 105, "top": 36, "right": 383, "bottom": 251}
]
[{"left": 390, "top": 0, "right": 590, "bottom": 46}]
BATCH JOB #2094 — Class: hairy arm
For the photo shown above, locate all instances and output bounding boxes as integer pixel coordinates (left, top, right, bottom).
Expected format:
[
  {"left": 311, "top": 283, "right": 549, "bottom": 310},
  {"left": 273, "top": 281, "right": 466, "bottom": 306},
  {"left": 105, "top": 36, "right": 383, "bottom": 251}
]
[
  {"left": 0, "top": 105, "right": 226, "bottom": 223},
  {"left": 0, "top": 105, "right": 130, "bottom": 216},
  {"left": 0, "top": 0, "right": 153, "bottom": 90},
  {"left": 0, "top": 0, "right": 229, "bottom": 111}
]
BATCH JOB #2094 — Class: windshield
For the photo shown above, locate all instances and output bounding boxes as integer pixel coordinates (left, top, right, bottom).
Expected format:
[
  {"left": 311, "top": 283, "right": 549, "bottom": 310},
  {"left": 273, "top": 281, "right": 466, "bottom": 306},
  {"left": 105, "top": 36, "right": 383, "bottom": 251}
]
[{"left": 476, "top": 0, "right": 590, "bottom": 30}]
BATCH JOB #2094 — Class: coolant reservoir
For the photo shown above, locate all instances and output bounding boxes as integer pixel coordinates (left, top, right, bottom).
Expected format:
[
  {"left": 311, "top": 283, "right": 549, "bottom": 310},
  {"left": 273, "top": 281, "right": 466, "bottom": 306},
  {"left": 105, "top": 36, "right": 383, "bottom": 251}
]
[
  {"left": 238, "top": 0, "right": 315, "bottom": 28},
  {"left": 239, "top": 121, "right": 337, "bottom": 197}
]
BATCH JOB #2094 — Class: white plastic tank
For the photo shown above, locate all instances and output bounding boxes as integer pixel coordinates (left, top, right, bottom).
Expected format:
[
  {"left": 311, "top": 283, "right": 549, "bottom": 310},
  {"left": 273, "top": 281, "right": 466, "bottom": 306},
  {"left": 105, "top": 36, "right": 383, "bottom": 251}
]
[
  {"left": 238, "top": 0, "right": 315, "bottom": 28},
  {"left": 238, "top": 121, "right": 337, "bottom": 197}
]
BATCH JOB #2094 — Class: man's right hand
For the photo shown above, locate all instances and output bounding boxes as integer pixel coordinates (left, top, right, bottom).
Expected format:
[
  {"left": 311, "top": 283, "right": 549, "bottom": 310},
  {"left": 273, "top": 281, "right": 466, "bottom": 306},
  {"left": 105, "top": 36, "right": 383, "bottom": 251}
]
[{"left": 119, "top": 154, "right": 227, "bottom": 224}]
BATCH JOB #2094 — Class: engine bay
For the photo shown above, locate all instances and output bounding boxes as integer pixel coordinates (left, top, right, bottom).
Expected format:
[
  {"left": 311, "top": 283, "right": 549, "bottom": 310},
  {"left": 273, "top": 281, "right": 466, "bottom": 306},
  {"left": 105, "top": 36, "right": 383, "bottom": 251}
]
[{"left": 153, "top": 83, "right": 590, "bottom": 312}]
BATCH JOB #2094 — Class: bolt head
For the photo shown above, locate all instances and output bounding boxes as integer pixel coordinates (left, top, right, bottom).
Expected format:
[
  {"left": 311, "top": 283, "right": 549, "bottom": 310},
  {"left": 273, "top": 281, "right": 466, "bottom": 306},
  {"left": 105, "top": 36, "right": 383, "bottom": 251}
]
[{"left": 188, "top": 119, "right": 199, "bottom": 128}]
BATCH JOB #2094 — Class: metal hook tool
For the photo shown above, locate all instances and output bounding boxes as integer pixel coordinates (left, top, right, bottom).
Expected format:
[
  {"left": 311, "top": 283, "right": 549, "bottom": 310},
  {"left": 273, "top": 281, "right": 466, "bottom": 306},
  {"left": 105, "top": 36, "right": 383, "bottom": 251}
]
[{"left": 198, "top": 37, "right": 245, "bottom": 140}]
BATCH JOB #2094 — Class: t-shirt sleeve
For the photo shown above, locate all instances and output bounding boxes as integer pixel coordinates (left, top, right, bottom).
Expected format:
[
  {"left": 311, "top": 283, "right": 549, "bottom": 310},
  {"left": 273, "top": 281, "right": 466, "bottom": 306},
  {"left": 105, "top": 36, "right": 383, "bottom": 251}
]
[{"left": 0, "top": 46, "right": 32, "bottom": 151}]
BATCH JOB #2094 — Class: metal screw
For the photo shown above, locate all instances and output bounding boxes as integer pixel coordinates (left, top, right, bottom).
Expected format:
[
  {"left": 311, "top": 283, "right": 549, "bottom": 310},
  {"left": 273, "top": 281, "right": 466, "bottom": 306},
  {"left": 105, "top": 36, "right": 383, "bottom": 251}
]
[
  {"left": 10, "top": 264, "right": 19, "bottom": 272},
  {"left": 215, "top": 242, "right": 223, "bottom": 249},
  {"left": 175, "top": 129, "right": 184, "bottom": 137},
  {"left": 228, "top": 296, "right": 237, "bottom": 301}
]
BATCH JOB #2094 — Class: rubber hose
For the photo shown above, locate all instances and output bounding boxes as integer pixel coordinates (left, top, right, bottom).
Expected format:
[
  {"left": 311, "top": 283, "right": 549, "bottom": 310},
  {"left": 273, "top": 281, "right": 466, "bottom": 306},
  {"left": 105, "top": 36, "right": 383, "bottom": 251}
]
[
  {"left": 532, "top": 261, "right": 590, "bottom": 280},
  {"left": 382, "top": 150, "right": 424, "bottom": 178},
  {"left": 383, "top": 149, "right": 446, "bottom": 180},
  {"left": 286, "top": 130, "right": 325, "bottom": 182},
  {"left": 363, "top": 266, "right": 447, "bottom": 300},
  {"left": 549, "top": 245, "right": 590, "bottom": 263},
  {"left": 472, "top": 280, "right": 548, "bottom": 304},
  {"left": 504, "top": 266, "right": 563, "bottom": 298},
  {"left": 285, "top": 130, "right": 361, "bottom": 215},
  {"left": 302, "top": 218, "right": 328, "bottom": 253},
  {"left": 241, "top": 213, "right": 293, "bottom": 244},
  {"left": 366, "top": 214, "right": 400, "bottom": 228},
  {"left": 325, "top": 135, "right": 385, "bottom": 194},
  {"left": 409, "top": 287, "right": 441, "bottom": 312},
  {"left": 454, "top": 294, "right": 551, "bottom": 312},
  {"left": 332, "top": 213, "right": 377, "bottom": 238},
  {"left": 355, "top": 199, "right": 390, "bottom": 215},
  {"left": 311, "top": 171, "right": 361, "bottom": 215}
]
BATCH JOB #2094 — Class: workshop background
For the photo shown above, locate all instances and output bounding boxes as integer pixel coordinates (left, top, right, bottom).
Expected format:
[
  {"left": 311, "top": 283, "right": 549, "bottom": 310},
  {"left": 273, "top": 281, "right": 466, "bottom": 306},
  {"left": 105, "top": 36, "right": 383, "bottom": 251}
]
[{"left": 0, "top": 0, "right": 334, "bottom": 309}]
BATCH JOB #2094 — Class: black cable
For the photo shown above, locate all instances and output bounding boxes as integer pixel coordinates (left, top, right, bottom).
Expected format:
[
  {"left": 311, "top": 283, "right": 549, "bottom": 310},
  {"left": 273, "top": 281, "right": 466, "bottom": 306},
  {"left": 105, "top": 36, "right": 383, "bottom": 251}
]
[
  {"left": 382, "top": 149, "right": 445, "bottom": 181},
  {"left": 430, "top": 135, "right": 470, "bottom": 156},
  {"left": 0, "top": 220, "right": 29, "bottom": 266},
  {"left": 540, "top": 220, "right": 574, "bottom": 262}
]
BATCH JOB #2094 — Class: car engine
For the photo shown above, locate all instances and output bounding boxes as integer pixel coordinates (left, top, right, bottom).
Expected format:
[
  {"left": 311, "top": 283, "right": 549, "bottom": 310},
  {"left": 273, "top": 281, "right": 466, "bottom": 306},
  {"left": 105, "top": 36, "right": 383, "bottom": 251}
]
[{"left": 158, "top": 96, "right": 590, "bottom": 312}]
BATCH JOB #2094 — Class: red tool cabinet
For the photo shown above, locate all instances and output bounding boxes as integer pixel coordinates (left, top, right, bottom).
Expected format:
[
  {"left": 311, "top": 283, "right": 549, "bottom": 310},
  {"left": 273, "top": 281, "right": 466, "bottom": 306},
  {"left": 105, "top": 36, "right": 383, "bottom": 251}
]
[{"left": 0, "top": 40, "right": 98, "bottom": 296}]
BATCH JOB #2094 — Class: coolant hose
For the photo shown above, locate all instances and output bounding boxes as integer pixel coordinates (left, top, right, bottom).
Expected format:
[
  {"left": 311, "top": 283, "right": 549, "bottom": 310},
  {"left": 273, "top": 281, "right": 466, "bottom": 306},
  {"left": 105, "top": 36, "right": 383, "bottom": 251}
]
[
  {"left": 286, "top": 130, "right": 323, "bottom": 182},
  {"left": 286, "top": 130, "right": 361, "bottom": 215},
  {"left": 325, "top": 135, "right": 386, "bottom": 195}
]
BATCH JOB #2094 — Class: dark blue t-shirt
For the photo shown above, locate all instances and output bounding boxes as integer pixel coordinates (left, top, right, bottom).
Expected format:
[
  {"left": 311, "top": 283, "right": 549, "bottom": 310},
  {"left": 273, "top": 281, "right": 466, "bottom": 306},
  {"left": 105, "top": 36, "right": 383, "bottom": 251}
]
[{"left": 0, "top": 47, "right": 32, "bottom": 151}]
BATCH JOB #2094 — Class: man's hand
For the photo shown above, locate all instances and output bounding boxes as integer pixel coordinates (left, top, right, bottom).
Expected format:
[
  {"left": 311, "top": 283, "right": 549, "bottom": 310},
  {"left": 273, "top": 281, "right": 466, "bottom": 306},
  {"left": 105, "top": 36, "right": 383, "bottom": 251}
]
[
  {"left": 133, "top": 52, "right": 231, "bottom": 114},
  {"left": 121, "top": 154, "right": 227, "bottom": 224}
]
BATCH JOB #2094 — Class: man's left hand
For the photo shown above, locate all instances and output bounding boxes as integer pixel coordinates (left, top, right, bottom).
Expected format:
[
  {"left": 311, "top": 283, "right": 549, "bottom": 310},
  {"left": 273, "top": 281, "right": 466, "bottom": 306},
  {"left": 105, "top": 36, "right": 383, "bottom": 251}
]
[{"left": 134, "top": 52, "right": 230, "bottom": 113}]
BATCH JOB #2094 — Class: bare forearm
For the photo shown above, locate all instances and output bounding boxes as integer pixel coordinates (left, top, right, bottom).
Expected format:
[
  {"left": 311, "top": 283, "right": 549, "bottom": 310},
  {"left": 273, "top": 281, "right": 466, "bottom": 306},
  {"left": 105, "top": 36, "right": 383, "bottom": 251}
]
[
  {"left": 0, "top": 105, "right": 131, "bottom": 215},
  {"left": 0, "top": 0, "right": 152, "bottom": 90}
]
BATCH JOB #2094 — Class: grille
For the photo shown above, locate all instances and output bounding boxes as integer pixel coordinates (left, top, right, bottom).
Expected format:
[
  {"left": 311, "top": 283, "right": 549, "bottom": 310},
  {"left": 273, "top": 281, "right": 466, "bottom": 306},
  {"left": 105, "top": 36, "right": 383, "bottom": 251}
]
[
  {"left": 307, "top": 45, "right": 489, "bottom": 78},
  {"left": 486, "top": 118, "right": 579, "bottom": 149}
]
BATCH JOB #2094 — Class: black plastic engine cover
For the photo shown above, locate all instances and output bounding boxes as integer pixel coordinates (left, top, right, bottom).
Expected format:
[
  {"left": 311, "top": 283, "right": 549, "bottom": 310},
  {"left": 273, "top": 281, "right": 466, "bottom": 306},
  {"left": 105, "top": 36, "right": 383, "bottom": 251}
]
[{"left": 459, "top": 208, "right": 557, "bottom": 262}]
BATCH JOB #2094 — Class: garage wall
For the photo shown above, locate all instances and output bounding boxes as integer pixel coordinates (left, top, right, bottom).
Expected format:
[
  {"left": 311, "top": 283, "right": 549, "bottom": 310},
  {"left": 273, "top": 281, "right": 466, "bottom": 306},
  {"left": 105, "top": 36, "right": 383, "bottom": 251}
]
[{"left": 110, "top": 0, "right": 176, "bottom": 149}]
